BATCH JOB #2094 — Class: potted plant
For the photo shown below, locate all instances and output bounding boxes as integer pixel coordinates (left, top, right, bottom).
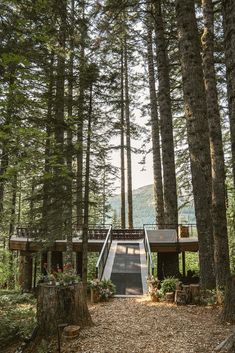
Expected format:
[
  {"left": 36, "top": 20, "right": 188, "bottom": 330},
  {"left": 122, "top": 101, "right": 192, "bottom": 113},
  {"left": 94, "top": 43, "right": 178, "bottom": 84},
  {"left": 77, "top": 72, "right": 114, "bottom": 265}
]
[
  {"left": 147, "top": 276, "right": 161, "bottom": 302},
  {"left": 161, "top": 277, "right": 178, "bottom": 301},
  {"left": 89, "top": 279, "right": 116, "bottom": 303}
]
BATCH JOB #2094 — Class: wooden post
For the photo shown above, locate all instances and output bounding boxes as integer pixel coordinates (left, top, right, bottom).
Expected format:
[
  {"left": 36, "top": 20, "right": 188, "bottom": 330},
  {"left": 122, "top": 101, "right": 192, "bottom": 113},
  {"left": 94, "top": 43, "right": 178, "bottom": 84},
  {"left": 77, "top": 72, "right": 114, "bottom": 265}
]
[
  {"left": 41, "top": 252, "right": 48, "bottom": 274},
  {"left": 182, "top": 251, "right": 186, "bottom": 277},
  {"left": 37, "top": 283, "right": 92, "bottom": 336},
  {"left": 51, "top": 251, "right": 63, "bottom": 272},
  {"left": 24, "top": 254, "right": 33, "bottom": 291},
  {"left": 18, "top": 253, "right": 25, "bottom": 288},
  {"left": 33, "top": 255, "right": 37, "bottom": 289},
  {"left": 190, "top": 284, "right": 200, "bottom": 304},
  {"left": 76, "top": 252, "right": 83, "bottom": 278}
]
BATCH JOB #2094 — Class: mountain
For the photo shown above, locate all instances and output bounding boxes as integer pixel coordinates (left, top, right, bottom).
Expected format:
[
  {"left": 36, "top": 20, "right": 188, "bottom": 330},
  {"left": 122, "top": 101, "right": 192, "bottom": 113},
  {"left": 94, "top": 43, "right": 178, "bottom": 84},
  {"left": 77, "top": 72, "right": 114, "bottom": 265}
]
[{"left": 108, "top": 184, "right": 196, "bottom": 227}]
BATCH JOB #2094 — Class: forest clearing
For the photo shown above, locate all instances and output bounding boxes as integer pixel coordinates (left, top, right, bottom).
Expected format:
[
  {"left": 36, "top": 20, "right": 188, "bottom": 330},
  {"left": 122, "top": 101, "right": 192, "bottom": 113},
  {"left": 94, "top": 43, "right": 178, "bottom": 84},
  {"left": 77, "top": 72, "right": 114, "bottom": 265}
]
[
  {"left": 1, "top": 0, "right": 235, "bottom": 352},
  {"left": 2, "top": 297, "right": 235, "bottom": 353}
]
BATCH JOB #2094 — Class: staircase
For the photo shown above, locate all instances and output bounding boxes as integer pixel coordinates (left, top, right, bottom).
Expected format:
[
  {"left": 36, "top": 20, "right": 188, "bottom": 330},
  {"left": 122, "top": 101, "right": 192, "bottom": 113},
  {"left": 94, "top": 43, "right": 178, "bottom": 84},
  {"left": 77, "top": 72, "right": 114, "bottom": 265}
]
[{"left": 98, "top": 228, "right": 148, "bottom": 296}]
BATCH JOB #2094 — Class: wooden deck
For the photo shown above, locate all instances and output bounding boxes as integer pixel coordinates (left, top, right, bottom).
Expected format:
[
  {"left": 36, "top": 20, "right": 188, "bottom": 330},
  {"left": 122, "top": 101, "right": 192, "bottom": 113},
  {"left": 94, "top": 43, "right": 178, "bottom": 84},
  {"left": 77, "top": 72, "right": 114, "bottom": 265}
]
[{"left": 9, "top": 227, "right": 198, "bottom": 253}]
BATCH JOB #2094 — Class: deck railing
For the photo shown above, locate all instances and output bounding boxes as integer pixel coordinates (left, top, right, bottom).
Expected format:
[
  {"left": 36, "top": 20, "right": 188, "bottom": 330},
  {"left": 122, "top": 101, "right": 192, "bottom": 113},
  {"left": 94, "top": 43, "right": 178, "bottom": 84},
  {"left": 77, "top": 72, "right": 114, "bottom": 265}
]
[
  {"left": 143, "top": 223, "right": 198, "bottom": 238},
  {"left": 96, "top": 225, "right": 112, "bottom": 280},
  {"left": 111, "top": 228, "right": 144, "bottom": 240},
  {"left": 144, "top": 227, "right": 154, "bottom": 276}
]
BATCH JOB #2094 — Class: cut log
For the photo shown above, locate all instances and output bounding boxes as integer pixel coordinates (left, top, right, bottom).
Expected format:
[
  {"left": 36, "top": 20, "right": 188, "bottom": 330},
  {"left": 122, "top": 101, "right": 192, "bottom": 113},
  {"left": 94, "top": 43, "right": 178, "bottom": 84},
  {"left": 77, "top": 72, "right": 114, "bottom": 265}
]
[
  {"left": 37, "top": 283, "right": 92, "bottom": 337},
  {"left": 221, "top": 275, "right": 235, "bottom": 323},
  {"left": 176, "top": 281, "right": 183, "bottom": 291},
  {"left": 190, "top": 284, "right": 200, "bottom": 304},
  {"left": 165, "top": 292, "right": 174, "bottom": 303},
  {"left": 62, "top": 325, "right": 80, "bottom": 340},
  {"left": 91, "top": 288, "right": 100, "bottom": 304},
  {"left": 182, "top": 284, "right": 191, "bottom": 304},
  {"left": 175, "top": 290, "right": 187, "bottom": 305},
  {"left": 215, "top": 331, "right": 235, "bottom": 352}
]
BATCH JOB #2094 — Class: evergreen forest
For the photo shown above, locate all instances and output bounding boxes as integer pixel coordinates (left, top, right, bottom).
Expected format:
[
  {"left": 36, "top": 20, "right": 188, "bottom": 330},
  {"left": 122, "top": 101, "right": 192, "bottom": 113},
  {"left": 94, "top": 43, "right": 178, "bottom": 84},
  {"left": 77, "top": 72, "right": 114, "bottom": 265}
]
[{"left": 1, "top": 0, "right": 235, "bottom": 352}]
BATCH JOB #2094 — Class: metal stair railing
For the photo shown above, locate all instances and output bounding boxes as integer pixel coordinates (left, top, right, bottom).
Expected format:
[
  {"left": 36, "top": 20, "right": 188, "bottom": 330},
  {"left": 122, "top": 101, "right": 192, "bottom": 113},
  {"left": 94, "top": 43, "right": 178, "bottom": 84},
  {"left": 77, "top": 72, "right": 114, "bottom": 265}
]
[
  {"left": 144, "top": 226, "right": 154, "bottom": 276},
  {"left": 96, "top": 225, "right": 112, "bottom": 280}
]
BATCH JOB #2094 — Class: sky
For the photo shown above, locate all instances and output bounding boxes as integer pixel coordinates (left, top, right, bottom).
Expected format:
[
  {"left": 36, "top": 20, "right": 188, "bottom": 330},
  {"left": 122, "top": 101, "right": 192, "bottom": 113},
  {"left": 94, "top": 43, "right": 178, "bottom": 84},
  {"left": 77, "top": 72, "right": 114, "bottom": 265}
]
[{"left": 111, "top": 137, "right": 154, "bottom": 192}]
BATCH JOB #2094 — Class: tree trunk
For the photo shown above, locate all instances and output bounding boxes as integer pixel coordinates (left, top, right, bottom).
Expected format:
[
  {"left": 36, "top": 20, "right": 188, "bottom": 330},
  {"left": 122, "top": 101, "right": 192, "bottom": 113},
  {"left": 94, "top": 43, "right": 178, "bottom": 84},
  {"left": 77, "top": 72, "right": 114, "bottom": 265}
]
[
  {"left": 42, "top": 54, "right": 54, "bottom": 237},
  {"left": 65, "top": 0, "right": 75, "bottom": 267},
  {"left": 221, "top": 275, "right": 235, "bottom": 323},
  {"left": 37, "top": 283, "right": 92, "bottom": 336},
  {"left": 201, "top": 0, "right": 230, "bottom": 288},
  {"left": 223, "top": 0, "right": 235, "bottom": 189},
  {"left": 82, "top": 85, "right": 93, "bottom": 296},
  {"left": 145, "top": 1, "right": 165, "bottom": 226},
  {"left": 9, "top": 170, "right": 17, "bottom": 236},
  {"left": 76, "top": 1, "right": 86, "bottom": 229},
  {"left": 120, "top": 44, "right": 126, "bottom": 229},
  {"left": 0, "top": 68, "right": 15, "bottom": 228},
  {"left": 53, "top": 0, "right": 67, "bottom": 239},
  {"left": 175, "top": 0, "right": 215, "bottom": 289},
  {"left": 124, "top": 35, "right": 133, "bottom": 230},
  {"left": 153, "top": 0, "right": 178, "bottom": 228},
  {"left": 153, "top": 0, "right": 179, "bottom": 277}
]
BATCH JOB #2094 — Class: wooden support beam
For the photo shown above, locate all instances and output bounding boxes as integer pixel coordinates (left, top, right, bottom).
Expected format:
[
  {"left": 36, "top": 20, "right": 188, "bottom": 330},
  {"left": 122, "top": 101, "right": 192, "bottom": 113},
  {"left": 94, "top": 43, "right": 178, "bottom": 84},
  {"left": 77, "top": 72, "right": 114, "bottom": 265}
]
[
  {"left": 76, "top": 252, "right": 83, "bottom": 278},
  {"left": 182, "top": 251, "right": 186, "bottom": 277}
]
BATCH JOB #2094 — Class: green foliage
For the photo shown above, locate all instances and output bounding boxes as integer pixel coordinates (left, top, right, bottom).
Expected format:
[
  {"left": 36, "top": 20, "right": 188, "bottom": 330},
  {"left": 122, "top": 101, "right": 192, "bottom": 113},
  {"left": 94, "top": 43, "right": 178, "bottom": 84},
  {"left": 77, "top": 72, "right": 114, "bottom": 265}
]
[
  {"left": 109, "top": 184, "right": 196, "bottom": 227},
  {"left": 179, "top": 252, "right": 199, "bottom": 274},
  {"left": 0, "top": 250, "right": 17, "bottom": 288},
  {"left": 87, "top": 253, "right": 99, "bottom": 281},
  {"left": 0, "top": 290, "right": 36, "bottom": 349},
  {"left": 160, "top": 277, "right": 178, "bottom": 295}
]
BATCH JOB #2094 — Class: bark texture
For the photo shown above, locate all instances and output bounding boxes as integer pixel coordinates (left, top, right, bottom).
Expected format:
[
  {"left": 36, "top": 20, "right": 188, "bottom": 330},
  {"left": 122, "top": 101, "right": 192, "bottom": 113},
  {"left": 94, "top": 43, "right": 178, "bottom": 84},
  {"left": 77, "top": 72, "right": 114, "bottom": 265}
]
[
  {"left": 201, "top": 0, "right": 230, "bottom": 288},
  {"left": 223, "top": 0, "right": 235, "bottom": 188},
  {"left": 120, "top": 45, "right": 126, "bottom": 229},
  {"left": 65, "top": 0, "right": 75, "bottom": 266},
  {"left": 221, "top": 275, "right": 235, "bottom": 323},
  {"left": 146, "top": 1, "right": 165, "bottom": 226},
  {"left": 53, "top": 0, "right": 67, "bottom": 239},
  {"left": 153, "top": 0, "right": 179, "bottom": 276},
  {"left": 175, "top": 0, "right": 215, "bottom": 289},
  {"left": 124, "top": 35, "right": 133, "bottom": 229},
  {"left": 153, "top": 0, "right": 178, "bottom": 228},
  {"left": 37, "top": 283, "right": 92, "bottom": 336}
]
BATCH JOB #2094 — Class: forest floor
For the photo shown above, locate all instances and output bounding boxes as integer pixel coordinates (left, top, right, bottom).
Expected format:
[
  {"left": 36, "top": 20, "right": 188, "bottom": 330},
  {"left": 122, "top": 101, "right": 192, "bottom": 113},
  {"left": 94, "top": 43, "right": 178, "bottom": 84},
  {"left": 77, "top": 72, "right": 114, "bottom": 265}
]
[{"left": 24, "top": 296, "right": 234, "bottom": 353}]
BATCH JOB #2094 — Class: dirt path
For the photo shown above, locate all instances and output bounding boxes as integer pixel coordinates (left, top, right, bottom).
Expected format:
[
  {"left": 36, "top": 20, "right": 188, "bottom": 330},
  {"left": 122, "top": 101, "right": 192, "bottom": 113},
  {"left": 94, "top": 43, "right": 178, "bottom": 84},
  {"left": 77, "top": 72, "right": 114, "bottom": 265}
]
[{"left": 58, "top": 297, "right": 234, "bottom": 353}]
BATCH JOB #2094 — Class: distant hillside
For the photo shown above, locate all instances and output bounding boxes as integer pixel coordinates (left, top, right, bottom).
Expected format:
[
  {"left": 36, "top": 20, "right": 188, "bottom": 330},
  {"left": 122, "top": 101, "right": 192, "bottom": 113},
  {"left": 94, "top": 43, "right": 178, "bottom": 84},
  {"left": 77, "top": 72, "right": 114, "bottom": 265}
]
[{"left": 109, "top": 184, "right": 196, "bottom": 227}]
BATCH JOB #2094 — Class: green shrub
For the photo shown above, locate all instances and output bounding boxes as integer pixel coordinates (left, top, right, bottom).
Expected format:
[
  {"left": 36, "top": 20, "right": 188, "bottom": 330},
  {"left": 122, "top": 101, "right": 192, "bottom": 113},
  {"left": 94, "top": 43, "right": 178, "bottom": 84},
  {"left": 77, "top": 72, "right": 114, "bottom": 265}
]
[
  {"left": 0, "top": 290, "right": 36, "bottom": 349},
  {"left": 161, "top": 277, "right": 178, "bottom": 295}
]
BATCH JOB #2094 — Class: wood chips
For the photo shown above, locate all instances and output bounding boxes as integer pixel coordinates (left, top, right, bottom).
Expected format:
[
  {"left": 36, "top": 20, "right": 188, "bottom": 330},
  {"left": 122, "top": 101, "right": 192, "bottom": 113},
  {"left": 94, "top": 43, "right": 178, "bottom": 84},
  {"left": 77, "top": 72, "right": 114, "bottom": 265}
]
[{"left": 58, "top": 297, "right": 235, "bottom": 353}]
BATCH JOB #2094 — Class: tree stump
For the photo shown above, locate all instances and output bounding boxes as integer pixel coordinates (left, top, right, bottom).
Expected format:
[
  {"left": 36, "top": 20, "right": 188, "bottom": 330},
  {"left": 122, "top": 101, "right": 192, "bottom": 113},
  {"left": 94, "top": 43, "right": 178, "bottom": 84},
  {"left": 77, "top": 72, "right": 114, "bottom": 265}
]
[
  {"left": 37, "top": 283, "right": 92, "bottom": 336},
  {"left": 175, "top": 290, "right": 187, "bottom": 305},
  {"left": 62, "top": 325, "right": 80, "bottom": 341},
  {"left": 90, "top": 288, "right": 100, "bottom": 304},
  {"left": 182, "top": 284, "right": 191, "bottom": 304},
  {"left": 221, "top": 275, "right": 235, "bottom": 323},
  {"left": 165, "top": 292, "right": 174, "bottom": 303},
  {"left": 190, "top": 284, "right": 200, "bottom": 304}
]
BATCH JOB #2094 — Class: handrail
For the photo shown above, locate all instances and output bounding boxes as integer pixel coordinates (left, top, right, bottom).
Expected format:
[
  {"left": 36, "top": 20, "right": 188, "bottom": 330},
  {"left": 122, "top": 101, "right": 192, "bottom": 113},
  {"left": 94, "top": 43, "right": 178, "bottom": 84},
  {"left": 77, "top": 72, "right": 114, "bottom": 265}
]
[
  {"left": 96, "top": 225, "right": 112, "bottom": 280},
  {"left": 143, "top": 223, "right": 198, "bottom": 238},
  {"left": 144, "top": 226, "right": 154, "bottom": 276}
]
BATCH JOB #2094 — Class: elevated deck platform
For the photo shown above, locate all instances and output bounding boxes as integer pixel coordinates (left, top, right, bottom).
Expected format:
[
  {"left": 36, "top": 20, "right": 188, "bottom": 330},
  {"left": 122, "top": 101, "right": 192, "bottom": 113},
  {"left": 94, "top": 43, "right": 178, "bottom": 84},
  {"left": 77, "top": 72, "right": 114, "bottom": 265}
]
[{"left": 9, "top": 227, "right": 198, "bottom": 253}]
